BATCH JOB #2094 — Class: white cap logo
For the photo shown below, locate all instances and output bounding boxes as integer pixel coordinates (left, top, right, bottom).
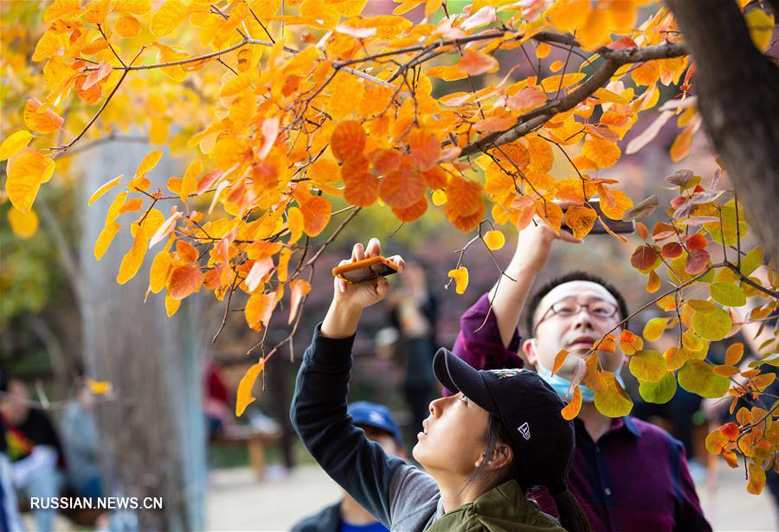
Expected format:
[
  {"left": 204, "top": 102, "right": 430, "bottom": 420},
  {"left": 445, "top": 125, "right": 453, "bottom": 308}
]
[{"left": 518, "top": 422, "right": 531, "bottom": 441}]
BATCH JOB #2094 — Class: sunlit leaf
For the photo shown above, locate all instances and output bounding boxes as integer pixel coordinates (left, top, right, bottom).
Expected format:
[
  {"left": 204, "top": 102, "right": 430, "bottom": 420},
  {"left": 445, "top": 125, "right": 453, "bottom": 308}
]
[{"left": 236, "top": 360, "right": 266, "bottom": 416}]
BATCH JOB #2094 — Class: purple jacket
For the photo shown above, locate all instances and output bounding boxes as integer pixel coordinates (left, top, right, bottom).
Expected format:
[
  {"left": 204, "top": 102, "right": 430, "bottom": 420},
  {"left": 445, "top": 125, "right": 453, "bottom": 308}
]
[{"left": 452, "top": 293, "right": 711, "bottom": 532}]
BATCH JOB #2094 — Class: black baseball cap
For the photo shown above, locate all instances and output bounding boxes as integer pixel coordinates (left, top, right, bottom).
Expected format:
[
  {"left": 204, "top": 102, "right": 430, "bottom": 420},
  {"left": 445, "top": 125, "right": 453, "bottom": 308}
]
[{"left": 433, "top": 348, "right": 575, "bottom": 492}]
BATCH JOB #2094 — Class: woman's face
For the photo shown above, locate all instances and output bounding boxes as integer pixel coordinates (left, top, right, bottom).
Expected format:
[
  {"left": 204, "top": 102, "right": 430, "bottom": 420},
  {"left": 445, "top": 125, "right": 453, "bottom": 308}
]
[{"left": 412, "top": 392, "right": 491, "bottom": 480}]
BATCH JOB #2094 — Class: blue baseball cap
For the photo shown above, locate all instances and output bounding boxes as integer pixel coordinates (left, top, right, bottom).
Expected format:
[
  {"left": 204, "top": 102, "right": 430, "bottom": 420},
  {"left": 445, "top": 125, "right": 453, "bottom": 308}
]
[{"left": 348, "top": 401, "right": 403, "bottom": 445}]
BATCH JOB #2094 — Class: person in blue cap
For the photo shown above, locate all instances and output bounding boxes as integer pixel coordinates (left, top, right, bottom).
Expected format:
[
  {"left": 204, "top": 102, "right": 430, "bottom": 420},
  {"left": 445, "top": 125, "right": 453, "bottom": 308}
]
[{"left": 292, "top": 401, "right": 406, "bottom": 532}]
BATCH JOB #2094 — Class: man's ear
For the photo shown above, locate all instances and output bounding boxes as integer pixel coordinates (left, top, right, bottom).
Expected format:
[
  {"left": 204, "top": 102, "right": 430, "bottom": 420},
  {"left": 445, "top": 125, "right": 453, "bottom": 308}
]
[{"left": 522, "top": 338, "right": 538, "bottom": 367}]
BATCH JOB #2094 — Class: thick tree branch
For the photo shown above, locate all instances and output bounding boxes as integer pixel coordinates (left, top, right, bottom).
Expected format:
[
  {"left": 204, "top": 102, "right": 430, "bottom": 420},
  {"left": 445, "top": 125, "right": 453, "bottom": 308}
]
[
  {"left": 666, "top": 0, "right": 779, "bottom": 267},
  {"left": 460, "top": 40, "right": 688, "bottom": 156}
]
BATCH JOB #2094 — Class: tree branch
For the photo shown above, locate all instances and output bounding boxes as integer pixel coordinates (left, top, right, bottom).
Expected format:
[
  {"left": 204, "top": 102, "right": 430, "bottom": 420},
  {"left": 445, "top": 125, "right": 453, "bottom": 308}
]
[{"left": 460, "top": 41, "right": 688, "bottom": 156}]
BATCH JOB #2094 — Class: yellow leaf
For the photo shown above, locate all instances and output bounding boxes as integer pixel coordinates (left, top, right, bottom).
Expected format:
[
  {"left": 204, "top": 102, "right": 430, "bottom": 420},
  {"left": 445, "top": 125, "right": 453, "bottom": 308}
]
[
  {"left": 44, "top": 0, "right": 81, "bottom": 22},
  {"left": 448, "top": 266, "right": 469, "bottom": 295},
  {"left": 746, "top": 8, "right": 774, "bottom": 52},
  {"left": 643, "top": 317, "right": 669, "bottom": 342},
  {"left": 149, "top": 251, "right": 173, "bottom": 293},
  {"left": 593, "top": 372, "right": 633, "bottom": 417},
  {"left": 540, "top": 73, "right": 586, "bottom": 93},
  {"left": 536, "top": 42, "right": 551, "bottom": 59},
  {"left": 136, "top": 150, "right": 163, "bottom": 177},
  {"left": 149, "top": 117, "right": 169, "bottom": 145},
  {"left": 94, "top": 221, "right": 121, "bottom": 261},
  {"left": 561, "top": 386, "right": 582, "bottom": 420},
  {"left": 483, "top": 230, "right": 505, "bottom": 250},
  {"left": 165, "top": 292, "right": 181, "bottom": 316},
  {"left": 646, "top": 270, "right": 661, "bottom": 293},
  {"left": 117, "top": 227, "right": 148, "bottom": 284},
  {"left": 432, "top": 189, "right": 447, "bottom": 206},
  {"left": 86, "top": 378, "right": 112, "bottom": 395},
  {"left": 287, "top": 206, "right": 304, "bottom": 245},
  {"left": 0, "top": 131, "right": 33, "bottom": 161},
  {"left": 236, "top": 360, "right": 266, "bottom": 416},
  {"left": 151, "top": 0, "right": 188, "bottom": 36},
  {"left": 6, "top": 148, "right": 55, "bottom": 214},
  {"left": 180, "top": 159, "right": 203, "bottom": 203},
  {"left": 88, "top": 175, "right": 123, "bottom": 205},
  {"left": 747, "top": 462, "right": 766, "bottom": 495},
  {"left": 8, "top": 207, "right": 39, "bottom": 239}
]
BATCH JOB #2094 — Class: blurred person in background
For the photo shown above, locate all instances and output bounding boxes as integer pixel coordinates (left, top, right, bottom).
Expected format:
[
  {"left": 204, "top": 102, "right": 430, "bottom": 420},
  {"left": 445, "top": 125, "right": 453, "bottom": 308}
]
[
  {"left": 292, "top": 402, "right": 406, "bottom": 532},
  {"left": 0, "top": 378, "right": 64, "bottom": 532},
  {"left": 60, "top": 378, "right": 103, "bottom": 499},
  {"left": 449, "top": 219, "right": 710, "bottom": 531},
  {"left": 0, "top": 372, "right": 24, "bottom": 531},
  {"left": 386, "top": 261, "right": 438, "bottom": 447},
  {"left": 204, "top": 359, "right": 234, "bottom": 439}
]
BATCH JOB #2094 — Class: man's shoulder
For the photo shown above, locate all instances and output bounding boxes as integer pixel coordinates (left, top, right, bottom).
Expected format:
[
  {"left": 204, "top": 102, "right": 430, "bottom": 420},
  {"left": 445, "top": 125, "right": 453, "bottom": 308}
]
[
  {"left": 626, "top": 416, "right": 683, "bottom": 445},
  {"left": 291, "top": 502, "right": 341, "bottom": 532}
]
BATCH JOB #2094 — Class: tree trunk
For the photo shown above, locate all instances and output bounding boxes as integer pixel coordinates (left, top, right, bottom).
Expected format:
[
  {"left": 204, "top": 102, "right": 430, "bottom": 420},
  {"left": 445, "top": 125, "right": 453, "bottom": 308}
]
[
  {"left": 666, "top": 0, "right": 779, "bottom": 266},
  {"left": 80, "top": 140, "right": 207, "bottom": 531}
]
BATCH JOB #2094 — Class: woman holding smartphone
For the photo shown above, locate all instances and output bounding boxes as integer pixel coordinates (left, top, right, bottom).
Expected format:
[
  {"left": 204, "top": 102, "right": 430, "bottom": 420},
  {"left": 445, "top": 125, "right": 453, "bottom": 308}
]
[{"left": 291, "top": 238, "right": 590, "bottom": 532}]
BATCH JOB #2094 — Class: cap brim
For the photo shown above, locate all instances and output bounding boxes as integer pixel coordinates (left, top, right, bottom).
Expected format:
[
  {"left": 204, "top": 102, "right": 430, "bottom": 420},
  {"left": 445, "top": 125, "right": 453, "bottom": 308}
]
[{"left": 433, "top": 348, "right": 498, "bottom": 415}]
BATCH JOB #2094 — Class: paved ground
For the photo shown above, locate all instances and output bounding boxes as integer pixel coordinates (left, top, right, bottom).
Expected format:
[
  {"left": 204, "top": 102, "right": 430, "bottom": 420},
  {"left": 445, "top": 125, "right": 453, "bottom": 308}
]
[
  {"left": 23, "top": 462, "right": 777, "bottom": 530},
  {"left": 206, "top": 463, "right": 777, "bottom": 532}
]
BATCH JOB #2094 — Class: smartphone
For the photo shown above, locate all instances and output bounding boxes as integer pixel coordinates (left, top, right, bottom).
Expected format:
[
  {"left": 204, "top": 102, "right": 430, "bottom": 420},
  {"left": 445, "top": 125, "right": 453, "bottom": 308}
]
[
  {"left": 332, "top": 256, "right": 399, "bottom": 284},
  {"left": 563, "top": 198, "right": 635, "bottom": 234}
]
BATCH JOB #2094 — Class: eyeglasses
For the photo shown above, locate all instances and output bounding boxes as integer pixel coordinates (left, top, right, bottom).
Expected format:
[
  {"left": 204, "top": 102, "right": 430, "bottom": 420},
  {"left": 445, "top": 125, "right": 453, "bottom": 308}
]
[{"left": 533, "top": 299, "right": 619, "bottom": 333}]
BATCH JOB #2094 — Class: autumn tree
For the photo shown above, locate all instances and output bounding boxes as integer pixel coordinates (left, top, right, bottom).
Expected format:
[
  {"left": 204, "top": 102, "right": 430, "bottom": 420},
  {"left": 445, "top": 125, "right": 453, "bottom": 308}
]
[{"left": 2, "top": 0, "right": 777, "bottom": 507}]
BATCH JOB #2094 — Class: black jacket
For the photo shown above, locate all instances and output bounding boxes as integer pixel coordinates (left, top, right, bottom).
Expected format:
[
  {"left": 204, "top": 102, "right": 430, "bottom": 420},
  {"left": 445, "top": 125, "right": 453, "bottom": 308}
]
[{"left": 291, "top": 502, "right": 341, "bottom": 532}]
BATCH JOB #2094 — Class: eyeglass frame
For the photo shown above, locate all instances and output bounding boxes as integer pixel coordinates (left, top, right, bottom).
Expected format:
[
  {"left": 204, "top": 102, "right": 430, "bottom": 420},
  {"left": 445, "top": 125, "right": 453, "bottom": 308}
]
[{"left": 532, "top": 297, "right": 620, "bottom": 335}]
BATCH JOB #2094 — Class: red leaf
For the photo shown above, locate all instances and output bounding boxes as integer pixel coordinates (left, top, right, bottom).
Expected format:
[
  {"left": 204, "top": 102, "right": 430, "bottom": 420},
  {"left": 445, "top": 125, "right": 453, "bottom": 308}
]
[
  {"left": 661, "top": 242, "right": 683, "bottom": 258},
  {"left": 685, "top": 248, "right": 710, "bottom": 274},
  {"left": 686, "top": 233, "right": 707, "bottom": 250},
  {"left": 630, "top": 244, "right": 658, "bottom": 271}
]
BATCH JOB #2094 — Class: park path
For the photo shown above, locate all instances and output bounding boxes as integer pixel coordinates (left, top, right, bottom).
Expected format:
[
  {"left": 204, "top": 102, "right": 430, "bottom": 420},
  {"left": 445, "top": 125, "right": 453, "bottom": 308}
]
[{"left": 206, "top": 463, "right": 776, "bottom": 531}]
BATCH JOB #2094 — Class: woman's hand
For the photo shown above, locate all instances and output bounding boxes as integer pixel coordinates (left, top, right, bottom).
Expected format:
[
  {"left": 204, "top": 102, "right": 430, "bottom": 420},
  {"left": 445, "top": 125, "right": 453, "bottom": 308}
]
[{"left": 322, "top": 238, "right": 405, "bottom": 339}]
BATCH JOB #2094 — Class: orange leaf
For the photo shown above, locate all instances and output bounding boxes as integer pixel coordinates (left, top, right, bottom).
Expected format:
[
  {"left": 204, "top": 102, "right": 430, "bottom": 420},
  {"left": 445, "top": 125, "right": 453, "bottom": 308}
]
[
  {"left": 236, "top": 360, "right": 266, "bottom": 416},
  {"left": 457, "top": 49, "right": 498, "bottom": 76},
  {"left": 246, "top": 257, "right": 274, "bottom": 293},
  {"left": 289, "top": 279, "right": 312, "bottom": 324},
  {"left": 245, "top": 292, "right": 277, "bottom": 331},
  {"left": 563, "top": 206, "right": 597, "bottom": 239},
  {"left": 176, "top": 240, "right": 198, "bottom": 263},
  {"left": 369, "top": 149, "right": 402, "bottom": 175},
  {"left": 595, "top": 334, "right": 617, "bottom": 353},
  {"left": 380, "top": 169, "right": 426, "bottom": 209},
  {"left": 446, "top": 176, "right": 482, "bottom": 216},
  {"left": 619, "top": 330, "right": 643, "bottom": 355},
  {"left": 552, "top": 349, "right": 569, "bottom": 376},
  {"left": 725, "top": 343, "right": 744, "bottom": 366},
  {"left": 23, "top": 98, "right": 63, "bottom": 133},
  {"left": 408, "top": 129, "right": 440, "bottom": 172},
  {"left": 422, "top": 166, "right": 448, "bottom": 189},
  {"left": 582, "top": 137, "right": 621, "bottom": 168},
  {"left": 116, "top": 15, "right": 141, "bottom": 37},
  {"left": 646, "top": 270, "right": 661, "bottom": 293},
  {"left": 300, "top": 196, "right": 331, "bottom": 236},
  {"left": 331, "top": 120, "right": 366, "bottom": 162},
  {"left": 561, "top": 386, "right": 582, "bottom": 420},
  {"left": 343, "top": 170, "right": 379, "bottom": 207},
  {"left": 447, "top": 202, "right": 486, "bottom": 233},
  {"left": 670, "top": 127, "right": 693, "bottom": 162},
  {"left": 631, "top": 244, "right": 659, "bottom": 271},
  {"left": 168, "top": 265, "right": 203, "bottom": 300},
  {"left": 391, "top": 196, "right": 428, "bottom": 222}
]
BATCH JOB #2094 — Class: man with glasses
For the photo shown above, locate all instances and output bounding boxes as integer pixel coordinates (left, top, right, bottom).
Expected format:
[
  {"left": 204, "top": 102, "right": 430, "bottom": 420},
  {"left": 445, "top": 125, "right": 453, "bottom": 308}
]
[{"left": 450, "top": 218, "right": 710, "bottom": 531}]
